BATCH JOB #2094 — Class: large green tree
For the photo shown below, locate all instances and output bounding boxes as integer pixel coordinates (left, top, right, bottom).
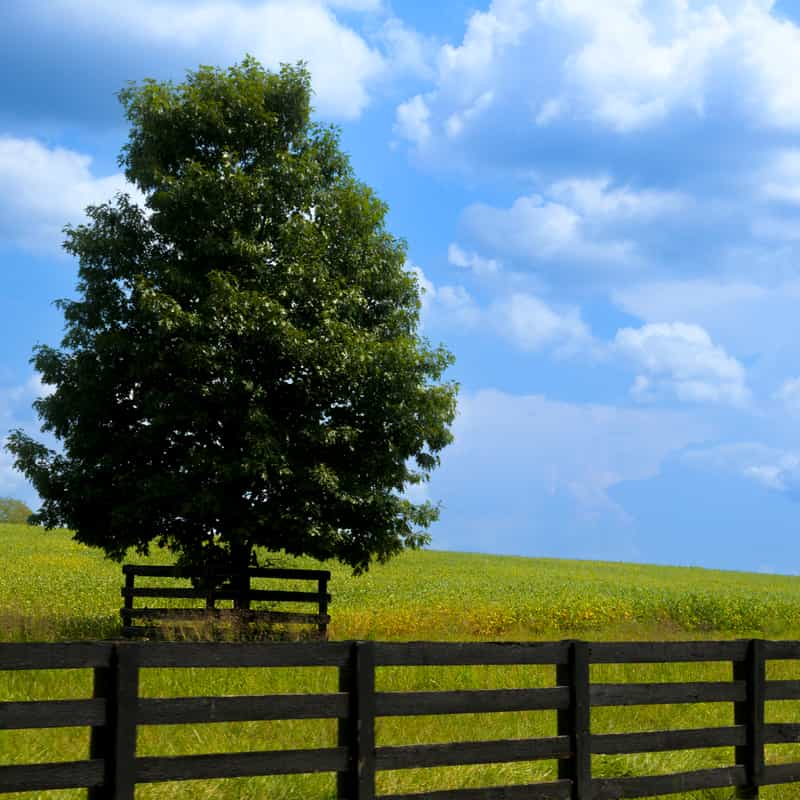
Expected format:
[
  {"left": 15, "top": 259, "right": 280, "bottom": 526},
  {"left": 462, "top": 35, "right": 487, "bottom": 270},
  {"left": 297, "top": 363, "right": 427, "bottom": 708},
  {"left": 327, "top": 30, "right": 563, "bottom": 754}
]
[{"left": 7, "top": 56, "right": 457, "bottom": 584}]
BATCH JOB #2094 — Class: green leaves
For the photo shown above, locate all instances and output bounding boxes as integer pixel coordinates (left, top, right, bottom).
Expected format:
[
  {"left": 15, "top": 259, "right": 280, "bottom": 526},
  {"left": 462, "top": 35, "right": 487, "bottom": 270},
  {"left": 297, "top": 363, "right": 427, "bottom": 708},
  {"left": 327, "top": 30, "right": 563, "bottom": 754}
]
[{"left": 6, "top": 56, "right": 458, "bottom": 578}]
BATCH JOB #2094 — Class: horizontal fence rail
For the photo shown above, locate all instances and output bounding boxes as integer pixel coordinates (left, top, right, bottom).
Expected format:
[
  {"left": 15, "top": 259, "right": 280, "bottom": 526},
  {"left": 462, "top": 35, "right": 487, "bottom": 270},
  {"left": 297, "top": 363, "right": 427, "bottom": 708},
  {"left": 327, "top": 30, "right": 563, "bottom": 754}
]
[
  {"left": 120, "top": 564, "right": 331, "bottom": 639},
  {"left": 3, "top": 640, "right": 800, "bottom": 797}
]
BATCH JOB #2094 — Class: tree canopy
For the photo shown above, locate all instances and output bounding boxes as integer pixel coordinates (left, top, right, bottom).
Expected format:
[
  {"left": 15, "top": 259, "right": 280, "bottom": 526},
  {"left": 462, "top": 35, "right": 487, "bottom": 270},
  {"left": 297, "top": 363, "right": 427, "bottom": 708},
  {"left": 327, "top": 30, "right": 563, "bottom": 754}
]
[
  {"left": 0, "top": 498, "right": 33, "bottom": 525},
  {"left": 6, "top": 56, "right": 458, "bottom": 578}
]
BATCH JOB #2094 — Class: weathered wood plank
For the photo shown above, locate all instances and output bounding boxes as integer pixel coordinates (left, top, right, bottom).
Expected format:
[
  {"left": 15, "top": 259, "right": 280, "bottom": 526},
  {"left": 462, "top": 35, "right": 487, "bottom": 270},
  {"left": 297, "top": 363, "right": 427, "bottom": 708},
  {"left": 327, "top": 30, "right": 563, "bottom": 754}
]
[
  {"left": 134, "top": 747, "right": 348, "bottom": 782},
  {"left": 735, "top": 638, "right": 765, "bottom": 798},
  {"left": 765, "top": 680, "right": 800, "bottom": 700},
  {"left": 589, "top": 641, "right": 749, "bottom": 664},
  {"left": 557, "top": 640, "right": 591, "bottom": 799},
  {"left": 762, "top": 762, "right": 800, "bottom": 784},
  {"left": 123, "top": 565, "right": 330, "bottom": 580},
  {"left": 764, "top": 723, "right": 800, "bottom": 743},
  {"left": 591, "top": 726, "right": 745, "bottom": 754},
  {"left": 762, "top": 641, "right": 800, "bottom": 660},
  {"left": 0, "top": 760, "right": 105, "bottom": 792},
  {"left": 0, "top": 642, "right": 112, "bottom": 670},
  {"left": 593, "top": 766, "right": 746, "bottom": 799},
  {"left": 137, "top": 693, "right": 348, "bottom": 724},
  {"left": 590, "top": 681, "right": 745, "bottom": 706},
  {"left": 135, "top": 640, "right": 351, "bottom": 668},
  {"left": 373, "top": 641, "right": 569, "bottom": 666},
  {"left": 376, "top": 737, "right": 571, "bottom": 770},
  {"left": 379, "top": 781, "right": 573, "bottom": 800},
  {"left": 121, "top": 587, "right": 329, "bottom": 602},
  {"left": 0, "top": 698, "right": 106, "bottom": 730},
  {"left": 375, "top": 687, "right": 570, "bottom": 716}
]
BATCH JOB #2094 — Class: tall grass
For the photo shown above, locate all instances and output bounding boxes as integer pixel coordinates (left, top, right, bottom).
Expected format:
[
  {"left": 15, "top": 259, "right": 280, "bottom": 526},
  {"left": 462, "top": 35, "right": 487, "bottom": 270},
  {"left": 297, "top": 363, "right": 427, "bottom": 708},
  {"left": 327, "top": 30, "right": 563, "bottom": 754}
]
[{"left": 1, "top": 523, "right": 800, "bottom": 798}]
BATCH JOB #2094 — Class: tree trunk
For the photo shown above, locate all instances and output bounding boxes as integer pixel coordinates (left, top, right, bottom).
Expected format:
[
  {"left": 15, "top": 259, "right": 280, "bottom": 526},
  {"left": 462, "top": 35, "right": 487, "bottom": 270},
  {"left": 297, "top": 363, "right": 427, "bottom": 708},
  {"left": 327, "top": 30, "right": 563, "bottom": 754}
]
[{"left": 231, "top": 544, "right": 252, "bottom": 610}]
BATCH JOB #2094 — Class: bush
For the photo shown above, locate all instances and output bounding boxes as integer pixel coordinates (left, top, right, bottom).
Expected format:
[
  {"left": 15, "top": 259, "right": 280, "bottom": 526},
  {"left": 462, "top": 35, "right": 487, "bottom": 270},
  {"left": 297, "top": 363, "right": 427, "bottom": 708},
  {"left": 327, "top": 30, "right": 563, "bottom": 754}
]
[{"left": 0, "top": 498, "right": 33, "bottom": 525}]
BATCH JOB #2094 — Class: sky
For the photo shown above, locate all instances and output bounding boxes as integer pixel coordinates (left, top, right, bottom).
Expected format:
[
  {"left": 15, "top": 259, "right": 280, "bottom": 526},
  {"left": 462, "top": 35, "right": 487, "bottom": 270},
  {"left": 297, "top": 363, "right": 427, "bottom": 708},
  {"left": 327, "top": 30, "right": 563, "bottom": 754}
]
[{"left": 5, "top": 0, "right": 800, "bottom": 574}]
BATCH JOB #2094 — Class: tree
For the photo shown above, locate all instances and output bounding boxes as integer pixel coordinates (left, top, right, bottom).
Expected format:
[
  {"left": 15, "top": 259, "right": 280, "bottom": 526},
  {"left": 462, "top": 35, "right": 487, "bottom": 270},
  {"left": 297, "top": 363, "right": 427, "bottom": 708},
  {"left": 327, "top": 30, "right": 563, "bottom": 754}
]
[
  {"left": 6, "top": 56, "right": 458, "bottom": 592},
  {"left": 0, "top": 498, "right": 33, "bottom": 525}
]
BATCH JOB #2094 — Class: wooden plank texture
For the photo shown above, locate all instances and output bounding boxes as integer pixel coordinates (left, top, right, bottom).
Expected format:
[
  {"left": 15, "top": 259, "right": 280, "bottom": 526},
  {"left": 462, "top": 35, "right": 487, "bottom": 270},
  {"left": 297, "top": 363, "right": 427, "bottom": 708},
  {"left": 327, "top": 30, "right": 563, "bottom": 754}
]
[
  {"left": 137, "top": 693, "right": 348, "bottom": 724},
  {"left": 123, "top": 564, "right": 330, "bottom": 580},
  {"left": 590, "top": 681, "right": 745, "bottom": 706},
  {"left": 122, "top": 587, "right": 328, "bottom": 602},
  {"left": 376, "top": 737, "right": 570, "bottom": 770},
  {"left": 0, "top": 760, "right": 105, "bottom": 793},
  {"left": 135, "top": 748, "right": 348, "bottom": 782},
  {"left": 589, "top": 641, "right": 749, "bottom": 664},
  {"left": 593, "top": 766, "right": 746, "bottom": 799},
  {"left": 375, "top": 687, "right": 569, "bottom": 716},
  {"left": 0, "top": 642, "right": 112, "bottom": 670},
  {"left": 591, "top": 725, "right": 745, "bottom": 754},
  {"left": 374, "top": 641, "right": 569, "bottom": 666},
  {"left": 135, "top": 640, "right": 350, "bottom": 668},
  {"left": 0, "top": 698, "right": 106, "bottom": 730},
  {"left": 379, "top": 781, "right": 573, "bottom": 800}
]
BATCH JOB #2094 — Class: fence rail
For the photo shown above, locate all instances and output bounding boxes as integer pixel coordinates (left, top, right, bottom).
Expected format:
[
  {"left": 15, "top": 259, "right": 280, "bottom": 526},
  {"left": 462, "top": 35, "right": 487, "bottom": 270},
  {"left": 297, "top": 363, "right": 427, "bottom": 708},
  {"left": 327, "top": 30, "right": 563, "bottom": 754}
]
[
  {"left": 120, "top": 564, "right": 331, "bottom": 638},
  {"left": 1, "top": 639, "right": 800, "bottom": 797}
]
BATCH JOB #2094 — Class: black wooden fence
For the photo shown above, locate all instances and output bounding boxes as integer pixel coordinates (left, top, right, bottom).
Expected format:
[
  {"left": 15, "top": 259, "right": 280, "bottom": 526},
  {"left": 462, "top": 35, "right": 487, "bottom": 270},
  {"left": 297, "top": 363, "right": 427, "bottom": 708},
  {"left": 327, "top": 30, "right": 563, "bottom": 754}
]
[
  {"left": 3, "top": 639, "right": 800, "bottom": 798},
  {"left": 121, "top": 564, "right": 331, "bottom": 638}
]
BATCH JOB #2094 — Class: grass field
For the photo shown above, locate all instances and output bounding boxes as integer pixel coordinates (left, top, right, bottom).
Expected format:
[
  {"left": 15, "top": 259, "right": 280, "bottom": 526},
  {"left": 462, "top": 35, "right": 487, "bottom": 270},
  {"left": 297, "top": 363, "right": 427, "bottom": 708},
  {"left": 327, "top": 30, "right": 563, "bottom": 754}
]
[{"left": 2, "top": 522, "right": 800, "bottom": 799}]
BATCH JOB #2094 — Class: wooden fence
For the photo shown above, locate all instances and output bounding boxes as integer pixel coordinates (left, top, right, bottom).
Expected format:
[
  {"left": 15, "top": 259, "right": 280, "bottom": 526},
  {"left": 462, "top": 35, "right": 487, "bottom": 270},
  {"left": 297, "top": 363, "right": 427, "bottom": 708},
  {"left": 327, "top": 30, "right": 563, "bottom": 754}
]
[
  {"left": 120, "top": 564, "right": 331, "bottom": 638},
  {"left": 3, "top": 639, "right": 800, "bottom": 798}
]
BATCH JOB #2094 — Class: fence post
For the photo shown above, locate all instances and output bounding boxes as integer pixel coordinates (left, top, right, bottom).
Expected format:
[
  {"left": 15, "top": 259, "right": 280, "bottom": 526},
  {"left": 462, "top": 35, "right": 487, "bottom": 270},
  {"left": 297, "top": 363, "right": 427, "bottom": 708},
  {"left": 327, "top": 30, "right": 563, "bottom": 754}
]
[
  {"left": 318, "top": 575, "right": 329, "bottom": 639},
  {"left": 120, "top": 568, "right": 135, "bottom": 637},
  {"left": 88, "top": 642, "right": 140, "bottom": 800},
  {"left": 557, "top": 640, "right": 591, "bottom": 800},
  {"left": 735, "top": 639, "right": 765, "bottom": 799},
  {"left": 337, "top": 641, "right": 376, "bottom": 800}
]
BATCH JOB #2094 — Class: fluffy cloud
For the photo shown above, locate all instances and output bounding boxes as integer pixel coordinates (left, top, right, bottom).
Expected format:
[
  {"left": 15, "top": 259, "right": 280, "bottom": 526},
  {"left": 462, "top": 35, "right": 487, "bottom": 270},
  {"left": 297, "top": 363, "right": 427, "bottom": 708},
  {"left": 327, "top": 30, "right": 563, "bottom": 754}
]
[
  {"left": 489, "top": 292, "right": 592, "bottom": 356},
  {"left": 410, "top": 263, "right": 593, "bottom": 356},
  {"left": 461, "top": 192, "right": 635, "bottom": 266},
  {"left": 0, "top": 137, "right": 146, "bottom": 256},
  {"left": 614, "top": 322, "right": 749, "bottom": 407},
  {"left": 41, "top": 0, "right": 398, "bottom": 121},
  {"left": 447, "top": 243, "right": 501, "bottom": 276},
  {"left": 445, "top": 387, "right": 711, "bottom": 519},
  {"left": 775, "top": 377, "right": 800, "bottom": 413},
  {"left": 611, "top": 278, "right": 800, "bottom": 363},
  {"left": 682, "top": 441, "right": 800, "bottom": 499},
  {"left": 458, "top": 177, "right": 686, "bottom": 271},
  {"left": 394, "top": 0, "right": 800, "bottom": 168}
]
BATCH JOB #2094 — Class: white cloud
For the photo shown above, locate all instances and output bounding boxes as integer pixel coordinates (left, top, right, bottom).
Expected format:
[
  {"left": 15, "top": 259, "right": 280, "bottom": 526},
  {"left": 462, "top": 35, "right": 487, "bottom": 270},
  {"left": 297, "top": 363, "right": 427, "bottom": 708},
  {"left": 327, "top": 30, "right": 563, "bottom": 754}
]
[
  {"left": 46, "top": 0, "right": 392, "bottom": 120},
  {"left": 682, "top": 441, "right": 800, "bottom": 498},
  {"left": 489, "top": 292, "right": 592, "bottom": 356},
  {"left": 395, "top": 0, "right": 800, "bottom": 166},
  {"left": 775, "top": 377, "right": 800, "bottom": 413},
  {"left": 759, "top": 149, "right": 800, "bottom": 205},
  {"left": 409, "top": 262, "right": 593, "bottom": 356},
  {"left": 394, "top": 94, "right": 432, "bottom": 147},
  {"left": 449, "top": 387, "right": 711, "bottom": 517},
  {"left": 447, "top": 243, "right": 501, "bottom": 276},
  {"left": 460, "top": 189, "right": 636, "bottom": 267},
  {"left": 614, "top": 321, "right": 749, "bottom": 407},
  {"left": 407, "top": 262, "right": 482, "bottom": 330},
  {"left": 611, "top": 277, "right": 800, "bottom": 362},
  {"left": 0, "top": 136, "right": 146, "bottom": 257},
  {"left": 548, "top": 177, "right": 689, "bottom": 219}
]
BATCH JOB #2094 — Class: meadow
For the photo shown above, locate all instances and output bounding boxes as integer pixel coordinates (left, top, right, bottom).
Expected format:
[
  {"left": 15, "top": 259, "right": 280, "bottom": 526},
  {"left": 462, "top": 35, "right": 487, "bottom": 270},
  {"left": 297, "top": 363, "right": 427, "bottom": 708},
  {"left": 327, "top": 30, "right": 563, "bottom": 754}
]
[{"left": 2, "top": 522, "right": 800, "bottom": 799}]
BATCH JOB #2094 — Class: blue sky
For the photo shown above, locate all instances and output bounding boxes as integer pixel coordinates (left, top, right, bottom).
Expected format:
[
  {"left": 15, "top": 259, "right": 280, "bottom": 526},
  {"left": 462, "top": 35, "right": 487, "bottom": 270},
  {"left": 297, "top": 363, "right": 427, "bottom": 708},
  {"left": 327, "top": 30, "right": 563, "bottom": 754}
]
[{"left": 5, "top": 0, "right": 800, "bottom": 573}]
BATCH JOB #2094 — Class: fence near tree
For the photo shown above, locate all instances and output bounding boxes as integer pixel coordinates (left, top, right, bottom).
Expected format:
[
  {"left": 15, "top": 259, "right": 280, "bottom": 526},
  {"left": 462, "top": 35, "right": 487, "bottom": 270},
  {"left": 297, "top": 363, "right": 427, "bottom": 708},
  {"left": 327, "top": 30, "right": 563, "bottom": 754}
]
[{"left": 1, "top": 638, "right": 800, "bottom": 798}]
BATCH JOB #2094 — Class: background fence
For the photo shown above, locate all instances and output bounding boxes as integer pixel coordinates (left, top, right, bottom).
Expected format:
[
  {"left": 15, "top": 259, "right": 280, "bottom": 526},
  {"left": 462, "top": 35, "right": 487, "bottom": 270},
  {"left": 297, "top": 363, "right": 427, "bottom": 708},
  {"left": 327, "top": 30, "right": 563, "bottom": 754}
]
[
  {"left": 2, "top": 639, "right": 800, "bottom": 798},
  {"left": 120, "top": 564, "right": 331, "bottom": 638}
]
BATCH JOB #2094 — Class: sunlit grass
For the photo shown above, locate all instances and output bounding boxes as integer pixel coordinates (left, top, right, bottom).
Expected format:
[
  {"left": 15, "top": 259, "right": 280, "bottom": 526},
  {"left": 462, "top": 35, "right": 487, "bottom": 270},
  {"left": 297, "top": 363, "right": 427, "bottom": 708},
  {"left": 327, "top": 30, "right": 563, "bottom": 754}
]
[{"left": 2, "top": 522, "right": 800, "bottom": 798}]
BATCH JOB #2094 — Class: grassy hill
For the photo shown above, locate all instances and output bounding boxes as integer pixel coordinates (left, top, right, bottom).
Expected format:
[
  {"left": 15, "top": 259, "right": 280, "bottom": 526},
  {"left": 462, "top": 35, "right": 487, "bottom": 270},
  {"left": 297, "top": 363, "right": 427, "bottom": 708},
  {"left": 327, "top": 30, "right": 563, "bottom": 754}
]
[
  {"left": 3, "top": 523, "right": 800, "bottom": 799},
  {"left": 1, "top": 522, "right": 799, "bottom": 642}
]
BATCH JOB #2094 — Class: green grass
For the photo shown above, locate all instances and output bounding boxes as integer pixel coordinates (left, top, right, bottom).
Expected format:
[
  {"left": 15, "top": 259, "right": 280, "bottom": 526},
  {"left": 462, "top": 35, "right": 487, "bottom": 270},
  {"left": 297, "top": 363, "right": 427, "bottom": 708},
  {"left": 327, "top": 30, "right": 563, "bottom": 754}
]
[{"left": 2, "top": 522, "right": 800, "bottom": 799}]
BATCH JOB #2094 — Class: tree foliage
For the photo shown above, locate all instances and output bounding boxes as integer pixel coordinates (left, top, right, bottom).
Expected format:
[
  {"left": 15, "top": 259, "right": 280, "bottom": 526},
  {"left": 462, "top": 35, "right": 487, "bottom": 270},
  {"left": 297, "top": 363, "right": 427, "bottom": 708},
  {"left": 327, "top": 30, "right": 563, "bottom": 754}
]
[
  {"left": 0, "top": 498, "right": 33, "bottom": 525},
  {"left": 6, "top": 56, "right": 458, "bottom": 577}
]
